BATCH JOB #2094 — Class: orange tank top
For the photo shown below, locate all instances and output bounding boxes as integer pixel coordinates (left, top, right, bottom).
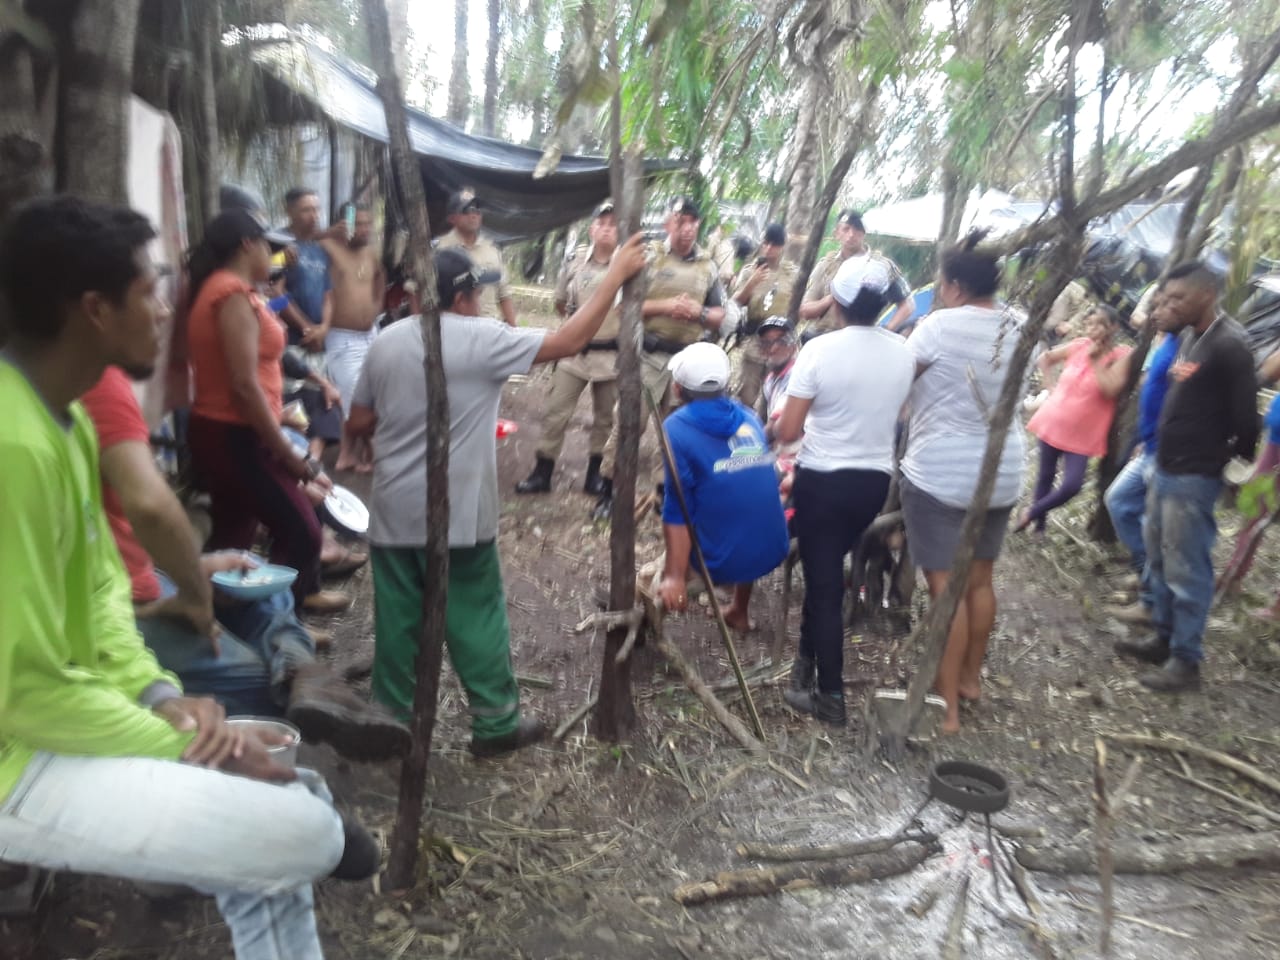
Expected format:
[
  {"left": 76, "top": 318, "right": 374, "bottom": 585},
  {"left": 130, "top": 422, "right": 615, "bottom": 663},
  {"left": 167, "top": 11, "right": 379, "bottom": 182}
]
[{"left": 188, "top": 270, "right": 285, "bottom": 424}]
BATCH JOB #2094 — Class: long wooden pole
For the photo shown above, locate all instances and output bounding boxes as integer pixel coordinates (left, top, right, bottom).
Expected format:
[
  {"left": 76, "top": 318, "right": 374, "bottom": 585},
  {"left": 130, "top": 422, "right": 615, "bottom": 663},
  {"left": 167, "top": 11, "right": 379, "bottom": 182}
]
[
  {"left": 593, "top": 16, "right": 643, "bottom": 741},
  {"left": 360, "top": 0, "right": 451, "bottom": 890}
]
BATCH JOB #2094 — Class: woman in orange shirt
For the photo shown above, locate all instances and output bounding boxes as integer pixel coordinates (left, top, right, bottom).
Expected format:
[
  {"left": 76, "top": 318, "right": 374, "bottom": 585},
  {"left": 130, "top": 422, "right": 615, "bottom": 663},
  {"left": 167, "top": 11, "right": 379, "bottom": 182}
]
[
  {"left": 185, "top": 210, "right": 329, "bottom": 606},
  {"left": 1019, "top": 305, "right": 1132, "bottom": 534}
]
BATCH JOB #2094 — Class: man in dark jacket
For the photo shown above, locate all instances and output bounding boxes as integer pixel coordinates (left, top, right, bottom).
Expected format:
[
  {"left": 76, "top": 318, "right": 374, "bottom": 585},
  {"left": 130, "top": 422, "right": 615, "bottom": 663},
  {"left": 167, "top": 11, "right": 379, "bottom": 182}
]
[{"left": 1115, "top": 261, "right": 1259, "bottom": 692}]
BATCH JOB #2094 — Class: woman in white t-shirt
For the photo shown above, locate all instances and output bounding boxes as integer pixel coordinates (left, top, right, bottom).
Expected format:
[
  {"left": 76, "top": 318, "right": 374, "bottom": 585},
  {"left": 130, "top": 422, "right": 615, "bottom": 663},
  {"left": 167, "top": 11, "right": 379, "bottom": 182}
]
[
  {"left": 900, "top": 231, "right": 1025, "bottom": 735},
  {"left": 775, "top": 259, "right": 915, "bottom": 726}
]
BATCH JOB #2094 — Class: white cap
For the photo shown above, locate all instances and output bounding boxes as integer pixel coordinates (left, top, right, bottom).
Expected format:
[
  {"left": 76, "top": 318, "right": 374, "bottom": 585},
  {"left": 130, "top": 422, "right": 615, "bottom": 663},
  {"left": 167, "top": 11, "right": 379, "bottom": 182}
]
[
  {"left": 668, "top": 342, "right": 730, "bottom": 391},
  {"left": 831, "top": 256, "right": 892, "bottom": 307}
]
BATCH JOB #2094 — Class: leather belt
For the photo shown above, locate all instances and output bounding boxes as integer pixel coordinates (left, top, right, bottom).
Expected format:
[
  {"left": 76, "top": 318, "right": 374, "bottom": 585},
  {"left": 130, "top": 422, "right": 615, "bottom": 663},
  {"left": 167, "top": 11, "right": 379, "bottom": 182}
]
[{"left": 582, "top": 339, "right": 618, "bottom": 353}]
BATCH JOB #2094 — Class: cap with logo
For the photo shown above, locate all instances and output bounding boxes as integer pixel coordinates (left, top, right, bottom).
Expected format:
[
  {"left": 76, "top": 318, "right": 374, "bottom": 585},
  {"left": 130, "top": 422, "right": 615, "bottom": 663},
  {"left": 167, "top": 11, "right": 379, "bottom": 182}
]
[
  {"left": 836, "top": 209, "right": 865, "bottom": 232},
  {"left": 592, "top": 199, "right": 616, "bottom": 219},
  {"left": 436, "top": 247, "right": 501, "bottom": 304},
  {"left": 668, "top": 342, "right": 730, "bottom": 391},
  {"left": 831, "top": 256, "right": 892, "bottom": 307},
  {"left": 756, "top": 315, "right": 795, "bottom": 337},
  {"left": 447, "top": 188, "right": 482, "bottom": 215}
]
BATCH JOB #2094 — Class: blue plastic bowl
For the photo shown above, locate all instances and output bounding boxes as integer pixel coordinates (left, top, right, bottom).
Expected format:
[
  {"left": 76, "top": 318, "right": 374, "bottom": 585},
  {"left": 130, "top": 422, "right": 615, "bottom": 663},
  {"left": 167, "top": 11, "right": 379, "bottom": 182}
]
[{"left": 211, "top": 564, "right": 298, "bottom": 600}]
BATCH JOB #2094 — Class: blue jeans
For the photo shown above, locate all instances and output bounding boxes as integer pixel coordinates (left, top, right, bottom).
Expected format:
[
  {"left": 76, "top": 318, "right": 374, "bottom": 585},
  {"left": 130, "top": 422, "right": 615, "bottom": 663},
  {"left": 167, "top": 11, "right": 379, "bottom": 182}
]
[
  {"left": 1144, "top": 468, "right": 1222, "bottom": 665},
  {"left": 137, "top": 571, "right": 316, "bottom": 716},
  {"left": 1105, "top": 450, "right": 1154, "bottom": 604},
  {"left": 0, "top": 753, "right": 342, "bottom": 959}
]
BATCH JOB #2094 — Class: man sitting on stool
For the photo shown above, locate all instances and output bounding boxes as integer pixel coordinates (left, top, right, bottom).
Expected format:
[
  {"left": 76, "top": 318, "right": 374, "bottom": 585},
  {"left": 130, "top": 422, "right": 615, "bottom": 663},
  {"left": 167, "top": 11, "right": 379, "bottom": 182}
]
[{"left": 657, "top": 343, "right": 790, "bottom": 631}]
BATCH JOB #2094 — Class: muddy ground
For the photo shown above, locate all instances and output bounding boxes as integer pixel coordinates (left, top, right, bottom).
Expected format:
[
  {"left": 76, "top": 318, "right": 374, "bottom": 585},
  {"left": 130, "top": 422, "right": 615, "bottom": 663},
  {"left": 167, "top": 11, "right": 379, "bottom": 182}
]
[{"left": 9, "top": 291, "right": 1280, "bottom": 959}]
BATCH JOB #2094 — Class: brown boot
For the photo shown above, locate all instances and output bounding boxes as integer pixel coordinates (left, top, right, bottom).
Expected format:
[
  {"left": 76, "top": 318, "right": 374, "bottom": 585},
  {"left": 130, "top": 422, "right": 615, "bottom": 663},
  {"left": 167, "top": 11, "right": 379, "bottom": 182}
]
[
  {"left": 286, "top": 665, "right": 410, "bottom": 762},
  {"left": 303, "top": 589, "right": 352, "bottom": 614}
]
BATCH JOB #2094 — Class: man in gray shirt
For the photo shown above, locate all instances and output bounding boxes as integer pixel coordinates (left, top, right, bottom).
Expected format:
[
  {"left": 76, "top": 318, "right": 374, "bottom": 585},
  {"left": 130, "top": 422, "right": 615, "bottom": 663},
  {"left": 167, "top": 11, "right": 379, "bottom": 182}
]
[{"left": 347, "top": 237, "right": 644, "bottom": 757}]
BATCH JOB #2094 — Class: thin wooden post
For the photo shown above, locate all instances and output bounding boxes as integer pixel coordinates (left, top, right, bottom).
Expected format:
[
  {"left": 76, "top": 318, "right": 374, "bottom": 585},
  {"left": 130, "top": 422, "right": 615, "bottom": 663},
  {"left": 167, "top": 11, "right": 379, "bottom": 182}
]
[
  {"left": 593, "top": 145, "right": 646, "bottom": 740},
  {"left": 360, "top": 0, "right": 450, "bottom": 891}
]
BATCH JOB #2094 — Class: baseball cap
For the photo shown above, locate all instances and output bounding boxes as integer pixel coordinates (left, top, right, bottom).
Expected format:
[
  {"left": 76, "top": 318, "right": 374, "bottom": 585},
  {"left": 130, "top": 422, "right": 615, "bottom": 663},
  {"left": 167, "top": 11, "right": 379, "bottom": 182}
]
[
  {"left": 668, "top": 342, "right": 730, "bottom": 392},
  {"left": 447, "top": 188, "right": 482, "bottom": 215},
  {"left": 204, "top": 208, "right": 289, "bottom": 253},
  {"left": 831, "top": 256, "right": 892, "bottom": 307},
  {"left": 436, "top": 247, "right": 500, "bottom": 304},
  {"left": 762, "top": 223, "right": 787, "bottom": 247},
  {"left": 836, "top": 209, "right": 865, "bottom": 231},
  {"left": 756, "top": 315, "right": 795, "bottom": 337},
  {"left": 668, "top": 195, "right": 700, "bottom": 220},
  {"left": 593, "top": 199, "right": 616, "bottom": 218}
]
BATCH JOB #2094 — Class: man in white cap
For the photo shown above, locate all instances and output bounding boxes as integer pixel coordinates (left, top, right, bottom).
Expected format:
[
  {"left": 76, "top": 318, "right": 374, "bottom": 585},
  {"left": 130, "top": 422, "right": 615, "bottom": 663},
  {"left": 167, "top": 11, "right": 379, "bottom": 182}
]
[
  {"left": 656, "top": 343, "right": 789, "bottom": 632},
  {"left": 774, "top": 256, "right": 915, "bottom": 725}
]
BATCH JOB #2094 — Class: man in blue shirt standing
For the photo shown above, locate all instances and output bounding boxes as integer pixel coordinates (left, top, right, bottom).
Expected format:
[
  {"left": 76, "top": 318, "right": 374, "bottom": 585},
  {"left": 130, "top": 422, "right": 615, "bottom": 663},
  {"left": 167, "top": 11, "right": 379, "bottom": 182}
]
[
  {"left": 657, "top": 343, "right": 790, "bottom": 631},
  {"left": 281, "top": 187, "right": 339, "bottom": 457},
  {"left": 1103, "top": 287, "right": 1178, "bottom": 625}
]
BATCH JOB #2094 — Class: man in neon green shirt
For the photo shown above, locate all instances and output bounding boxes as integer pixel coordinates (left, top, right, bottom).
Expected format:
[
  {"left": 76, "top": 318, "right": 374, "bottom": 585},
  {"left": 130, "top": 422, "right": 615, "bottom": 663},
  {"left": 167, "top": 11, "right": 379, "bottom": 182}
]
[{"left": 0, "top": 196, "right": 369, "bottom": 960}]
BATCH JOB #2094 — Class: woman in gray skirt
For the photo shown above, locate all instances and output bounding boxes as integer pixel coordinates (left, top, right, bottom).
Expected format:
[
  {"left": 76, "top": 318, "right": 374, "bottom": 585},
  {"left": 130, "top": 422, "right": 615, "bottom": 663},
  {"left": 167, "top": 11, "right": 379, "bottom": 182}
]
[{"left": 899, "top": 232, "right": 1025, "bottom": 734}]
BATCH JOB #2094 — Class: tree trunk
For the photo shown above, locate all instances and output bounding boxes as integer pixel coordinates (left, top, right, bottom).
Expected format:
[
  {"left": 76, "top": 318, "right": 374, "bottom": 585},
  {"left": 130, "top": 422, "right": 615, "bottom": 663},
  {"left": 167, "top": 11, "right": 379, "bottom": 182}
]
[
  {"left": 190, "top": 0, "right": 221, "bottom": 236},
  {"left": 593, "top": 63, "right": 644, "bottom": 738},
  {"left": 59, "top": 0, "right": 143, "bottom": 202},
  {"left": 360, "top": 0, "right": 450, "bottom": 893},
  {"left": 483, "top": 0, "right": 500, "bottom": 137},
  {"left": 447, "top": 0, "right": 469, "bottom": 126},
  {"left": 384, "top": 0, "right": 411, "bottom": 85},
  {"left": 937, "top": 156, "right": 971, "bottom": 249},
  {"left": 784, "top": 71, "right": 820, "bottom": 236},
  {"left": 526, "top": 0, "right": 549, "bottom": 145},
  {"left": 0, "top": 40, "right": 56, "bottom": 221}
]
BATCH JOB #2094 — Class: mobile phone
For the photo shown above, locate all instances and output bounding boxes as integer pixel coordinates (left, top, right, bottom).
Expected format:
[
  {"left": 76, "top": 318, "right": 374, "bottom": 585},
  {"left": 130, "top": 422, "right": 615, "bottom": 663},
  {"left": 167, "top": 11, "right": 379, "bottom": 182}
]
[
  {"left": 344, "top": 204, "right": 356, "bottom": 234},
  {"left": 756, "top": 256, "right": 768, "bottom": 266}
]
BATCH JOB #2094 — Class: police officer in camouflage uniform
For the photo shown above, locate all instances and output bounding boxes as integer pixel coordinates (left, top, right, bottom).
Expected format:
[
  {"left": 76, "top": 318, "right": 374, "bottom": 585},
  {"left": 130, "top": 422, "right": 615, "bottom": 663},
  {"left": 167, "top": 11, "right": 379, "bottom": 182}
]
[
  {"left": 730, "top": 222, "right": 798, "bottom": 409},
  {"left": 798, "top": 209, "right": 912, "bottom": 338},
  {"left": 516, "top": 200, "right": 620, "bottom": 495},
  {"left": 437, "top": 188, "right": 517, "bottom": 326},
  {"left": 592, "top": 196, "right": 728, "bottom": 519}
]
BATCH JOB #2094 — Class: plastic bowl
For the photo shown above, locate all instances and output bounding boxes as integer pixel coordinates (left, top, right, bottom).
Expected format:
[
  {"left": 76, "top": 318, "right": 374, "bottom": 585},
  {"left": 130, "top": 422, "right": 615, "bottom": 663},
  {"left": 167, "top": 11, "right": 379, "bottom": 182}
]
[
  {"left": 321, "top": 484, "right": 370, "bottom": 537},
  {"left": 226, "top": 717, "right": 301, "bottom": 769},
  {"left": 211, "top": 564, "right": 298, "bottom": 600}
]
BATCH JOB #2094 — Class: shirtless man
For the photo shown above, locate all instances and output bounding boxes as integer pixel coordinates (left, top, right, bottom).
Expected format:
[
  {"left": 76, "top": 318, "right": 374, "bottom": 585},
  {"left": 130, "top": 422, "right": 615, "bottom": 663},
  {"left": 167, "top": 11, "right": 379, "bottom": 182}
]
[{"left": 322, "top": 204, "right": 384, "bottom": 472}]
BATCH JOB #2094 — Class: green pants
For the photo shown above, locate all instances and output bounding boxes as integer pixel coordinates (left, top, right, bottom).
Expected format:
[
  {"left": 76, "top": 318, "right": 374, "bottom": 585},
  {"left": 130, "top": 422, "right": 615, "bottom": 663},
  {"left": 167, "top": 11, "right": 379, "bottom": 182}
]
[{"left": 371, "top": 542, "right": 519, "bottom": 739}]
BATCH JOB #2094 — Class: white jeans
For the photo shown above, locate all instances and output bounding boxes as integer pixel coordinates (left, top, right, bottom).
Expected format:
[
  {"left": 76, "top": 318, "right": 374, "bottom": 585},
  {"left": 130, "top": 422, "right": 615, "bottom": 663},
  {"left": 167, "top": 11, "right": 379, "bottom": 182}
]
[
  {"left": 325, "top": 326, "right": 378, "bottom": 418},
  {"left": 0, "top": 753, "right": 344, "bottom": 959}
]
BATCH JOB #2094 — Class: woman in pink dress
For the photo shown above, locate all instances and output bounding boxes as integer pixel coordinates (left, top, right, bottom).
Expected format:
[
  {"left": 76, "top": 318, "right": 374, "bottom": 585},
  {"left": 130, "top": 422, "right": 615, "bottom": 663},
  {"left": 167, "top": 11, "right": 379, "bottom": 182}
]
[{"left": 1018, "top": 305, "right": 1132, "bottom": 533}]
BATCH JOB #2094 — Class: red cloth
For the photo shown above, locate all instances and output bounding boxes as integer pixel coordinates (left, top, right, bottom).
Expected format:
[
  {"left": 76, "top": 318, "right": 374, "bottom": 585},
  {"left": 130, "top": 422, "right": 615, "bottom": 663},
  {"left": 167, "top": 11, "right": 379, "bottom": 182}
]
[
  {"left": 80, "top": 368, "right": 163, "bottom": 603},
  {"left": 1027, "top": 338, "right": 1132, "bottom": 457},
  {"left": 188, "top": 270, "right": 286, "bottom": 425}
]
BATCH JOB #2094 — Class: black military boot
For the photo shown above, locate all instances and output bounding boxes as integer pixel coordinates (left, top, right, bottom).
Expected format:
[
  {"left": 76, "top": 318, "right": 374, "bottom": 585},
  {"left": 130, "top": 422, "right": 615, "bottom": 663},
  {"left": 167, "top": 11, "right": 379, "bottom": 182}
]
[
  {"left": 1139, "top": 656, "right": 1202, "bottom": 693},
  {"left": 782, "top": 688, "right": 846, "bottom": 727},
  {"left": 591, "top": 477, "right": 613, "bottom": 521},
  {"left": 788, "top": 655, "right": 816, "bottom": 693},
  {"left": 583, "top": 454, "right": 605, "bottom": 495},
  {"left": 1113, "top": 635, "right": 1170, "bottom": 665},
  {"left": 516, "top": 455, "right": 554, "bottom": 494}
]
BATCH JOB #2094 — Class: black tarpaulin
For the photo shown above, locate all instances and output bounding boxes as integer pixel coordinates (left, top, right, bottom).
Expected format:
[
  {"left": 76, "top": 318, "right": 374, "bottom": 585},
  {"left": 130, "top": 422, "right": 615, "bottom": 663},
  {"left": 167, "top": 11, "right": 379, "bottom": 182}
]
[{"left": 248, "top": 34, "right": 679, "bottom": 242}]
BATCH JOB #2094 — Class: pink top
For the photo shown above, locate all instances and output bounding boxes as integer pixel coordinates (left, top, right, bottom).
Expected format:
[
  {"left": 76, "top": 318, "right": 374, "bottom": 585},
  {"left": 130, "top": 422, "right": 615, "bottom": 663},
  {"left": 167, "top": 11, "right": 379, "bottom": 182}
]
[{"left": 1028, "top": 337, "right": 1132, "bottom": 457}]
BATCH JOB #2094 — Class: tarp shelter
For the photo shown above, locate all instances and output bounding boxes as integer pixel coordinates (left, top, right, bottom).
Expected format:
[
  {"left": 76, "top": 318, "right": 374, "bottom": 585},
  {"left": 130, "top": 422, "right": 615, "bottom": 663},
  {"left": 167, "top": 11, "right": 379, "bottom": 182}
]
[{"left": 240, "top": 32, "right": 677, "bottom": 243}]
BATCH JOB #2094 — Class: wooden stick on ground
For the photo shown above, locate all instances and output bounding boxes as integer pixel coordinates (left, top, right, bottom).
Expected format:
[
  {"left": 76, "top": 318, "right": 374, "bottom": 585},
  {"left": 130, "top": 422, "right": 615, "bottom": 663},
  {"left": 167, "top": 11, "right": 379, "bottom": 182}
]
[
  {"left": 552, "top": 694, "right": 599, "bottom": 742},
  {"left": 736, "top": 831, "right": 937, "bottom": 863},
  {"left": 673, "top": 840, "right": 931, "bottom": 905},
  {"left": 1094, "top": 738, "right": 1116, "bottom": 956},
  {"left": 1167, "top": 769, "right": 1280, "bottom": 825},
  {"left": 655, "top": 634, "right": 766, "bottom": 758},
  {"left": 1106, "top": 733, "right": 1280, "bottom": 798},
  {"left": 941, "top": 874, "right": 970, "bottom": 960},
  {"left": 1017, "top": 830, "right": 1280, "bottom": 874}
]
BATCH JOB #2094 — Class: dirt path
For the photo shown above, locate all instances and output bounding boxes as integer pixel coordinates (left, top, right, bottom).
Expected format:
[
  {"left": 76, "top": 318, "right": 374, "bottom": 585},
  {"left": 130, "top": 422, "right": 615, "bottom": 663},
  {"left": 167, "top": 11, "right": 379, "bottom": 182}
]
[{"left": 18, "top": 300, "right": 1280, "bottom": 959}]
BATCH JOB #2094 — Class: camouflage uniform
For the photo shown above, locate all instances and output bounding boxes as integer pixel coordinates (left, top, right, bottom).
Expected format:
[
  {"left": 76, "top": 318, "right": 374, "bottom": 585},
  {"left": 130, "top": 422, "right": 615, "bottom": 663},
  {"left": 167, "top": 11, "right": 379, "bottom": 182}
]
[
  {"left": 730, "top": 258, "right": 798, "bottom": 409},
  {"left": 437, "top": 228, "right": 512, "bottom": 320},
  {"left": 535, "top": 247, "right": 620, "bottom": 460},
  {"left": 599, "top": 240, "right": 724, "bottom": 482}
]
